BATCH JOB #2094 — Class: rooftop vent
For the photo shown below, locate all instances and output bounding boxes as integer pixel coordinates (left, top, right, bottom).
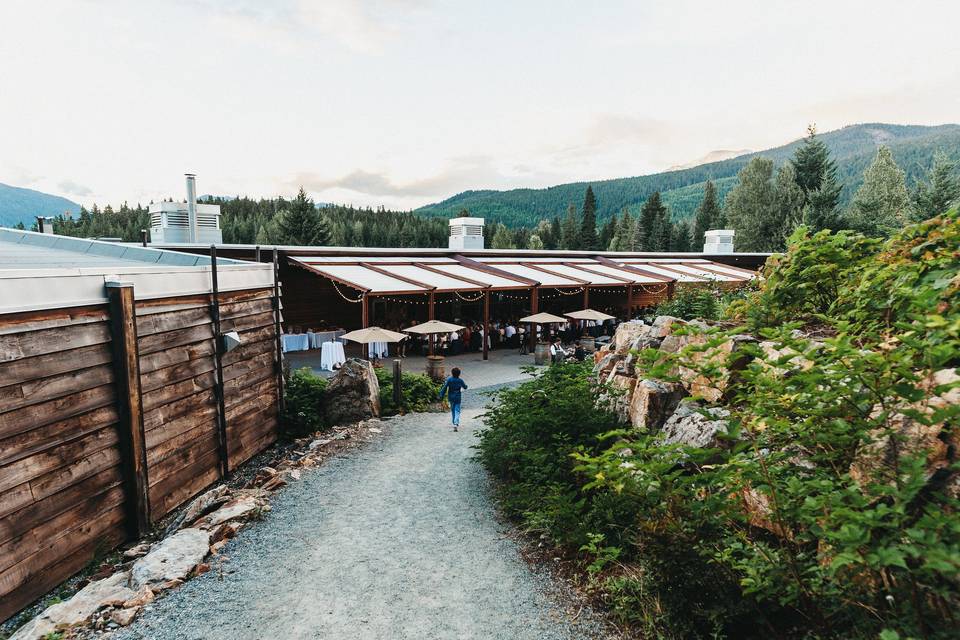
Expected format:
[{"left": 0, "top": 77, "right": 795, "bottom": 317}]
[
  {"left": 148, "top": 174, "right": 222, "bottom": 245},
  {"left": 449, "top": 216, "right": 485, "bottom": 250},
  {"left": 703, "top": 229, "right": 735, "bottom": 254}
]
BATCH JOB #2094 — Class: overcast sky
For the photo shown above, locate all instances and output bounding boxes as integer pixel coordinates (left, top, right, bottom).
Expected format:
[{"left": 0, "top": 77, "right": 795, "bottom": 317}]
[{"left": 2, "top": 0, "right": 959, "bottom": 210}]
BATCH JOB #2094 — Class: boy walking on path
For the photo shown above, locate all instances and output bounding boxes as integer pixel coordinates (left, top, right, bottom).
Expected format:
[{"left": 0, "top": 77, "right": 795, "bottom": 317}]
[{"left": 438, "top": 367, "right": 468, "bottom": 432}]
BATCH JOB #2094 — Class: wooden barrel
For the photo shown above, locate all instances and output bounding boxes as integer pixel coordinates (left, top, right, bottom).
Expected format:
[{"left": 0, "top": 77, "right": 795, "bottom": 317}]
[
  {"left": 579, "top": 337, "right": 596, "bottom": 353},
  {"left": 534, "top": 342, "right": 551, "bottom": 365},
  {"left": 426, "top": 355, "right": 445, "bottom": 381}
]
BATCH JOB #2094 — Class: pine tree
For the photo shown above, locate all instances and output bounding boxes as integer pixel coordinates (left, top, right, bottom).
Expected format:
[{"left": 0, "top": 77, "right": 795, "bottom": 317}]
[
  {"left": 791, "top": 125, "right": 842, "bottom": 231},
  {"left": 579, "top": 186, "right": 599, "bottom": 250},
  {"left": 561, "top": 204, "right": 580, "bottom": 249},
  {"left": 692, "top": 180, "right": 720, "bottom": 246},
  {"left": 772, "top": 163, "right": 805, "bottom": 247},
  {"left": 598, "top": 217, "right": 617, "bottom": 251},
  {"left": 671, "top": 220, "right": 692, "bottom": 252},
  {"left": 847, "top": 146, "right": 911, "bottom": 236},
  {"left": 271, "top": 187, "right": 331, "bottom": 245},
  {"left": 912, "top": 151, "right": 960, "bottom": 221},
  {"left": 608, "top": 207, "right": 633, "bottom": 251},
  {"left": 653, "top": 208, "right": 672, "bottom": 251},
  {"left": 724, "top": 157, "right": 776, "bottom": 252},
  {"left": 632, "top": 192, "right": 665, "bottom": 251}
]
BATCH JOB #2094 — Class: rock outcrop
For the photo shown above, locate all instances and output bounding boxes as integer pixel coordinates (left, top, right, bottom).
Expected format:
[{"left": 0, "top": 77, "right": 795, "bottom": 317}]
[
  {"left": 325, "top": 358, "right": 381, "bottom": 424},
  {"left": 659, "top": 401, "right": 731, "bottom": 449},
  {"left": 129, "top": 528, "right": 211, "bottom": 590},
  {"left": 629, "top": 379, "right": 686, "bottom": 432}
]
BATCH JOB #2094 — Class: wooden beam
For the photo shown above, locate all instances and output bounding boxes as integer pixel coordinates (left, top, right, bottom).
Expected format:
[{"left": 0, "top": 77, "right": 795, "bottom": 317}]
[
  {"left": 524, "top": 263, "right": 590, "bottom": 285},
  {"left": 452, "top": 254, "right": 539, "bottom": 286},
  {"left": 272, "top": 248, "right": 285, "bottom": 415},
  {"left": 359, "top": 262, "right": 435, "bottom": 291},
  {"left": 529, "top": 287, "right": 539, "bottom": 352},
  {"left": 567, "top": 262, "right": 633, "bottom": 283},
  {"left": 428, "top": 291, "right": 435, "bottom": 356},
  {"left": 583, "top": 286, "right": 590, "bottom": 308},
  {"left": 627, "top": 284, "right": 634, "bottom": 317},
  {"left": 483, "top": 290, "right": 490, "bottom": 361},
  {"left": 414, "top": 262, "right": 490, "bottom": 289},
  {"left": 209, "top": 246, "right": 230, "bottom": 478},
  {"left": 361, "top": 293, "right": 370, "bottom": 328},
  {"left": 105, "top": 281, "right": 150, "bottom": 536}
]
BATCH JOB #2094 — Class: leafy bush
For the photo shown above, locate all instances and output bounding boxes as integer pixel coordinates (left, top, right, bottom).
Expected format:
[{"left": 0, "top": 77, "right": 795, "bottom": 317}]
[
  {"left": 281, "top": 367, "right": 328, "bottom": 436},
  {"left": 480, "top": 210, "right": 960, "bottom": 639},
  {"left": 655, "top": 283, "right": 755, "bottom": 322},
  {"left": 375, "top": 367, "right": 439, "bottom": 415}
]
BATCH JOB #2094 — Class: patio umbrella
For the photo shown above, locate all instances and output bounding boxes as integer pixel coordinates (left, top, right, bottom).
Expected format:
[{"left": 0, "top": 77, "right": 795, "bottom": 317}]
[
  {"left": 564, "top": 309, "right": 616, "bottom": 322},
  {"left": 340, "top": 326, "right": 408, "bottom": 360},
  {"left": 519, "top": 312, "right": 568, "bottom": 346},
  {"left": 404, "top": 320, "right": 465, "bottom": 356}
]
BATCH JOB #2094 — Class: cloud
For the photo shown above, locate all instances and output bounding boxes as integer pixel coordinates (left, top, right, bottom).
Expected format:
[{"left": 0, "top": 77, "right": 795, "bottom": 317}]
[
  {"left": 197, "top": 0, "right": 425, "bottom": 54},
  {"left": 57, "top": 179, "right": 94, "bottom": 197}
]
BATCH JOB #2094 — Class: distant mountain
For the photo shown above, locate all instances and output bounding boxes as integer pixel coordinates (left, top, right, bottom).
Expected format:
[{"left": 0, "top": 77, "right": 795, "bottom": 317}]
[
  {"left": 668, "top": 149, "right": 752, "bottom": 171},
  {"left": 416, "top": 123, "right": 960, "bottom": 227},
  {"left": 0, "top": 183, "right": 79, "bottom": 229}
]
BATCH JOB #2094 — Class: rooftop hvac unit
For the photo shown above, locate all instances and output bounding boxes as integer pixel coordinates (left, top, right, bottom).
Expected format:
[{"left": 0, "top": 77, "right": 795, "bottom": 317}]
[
  {"left": 449, "top": 216, "right": 485, "bottom": 250},
  {"left": 703, "top": 229, "right": 735, "bottom": 254},
  {"left": 149, "top": 174, "right": 222, "bottom": 244}
]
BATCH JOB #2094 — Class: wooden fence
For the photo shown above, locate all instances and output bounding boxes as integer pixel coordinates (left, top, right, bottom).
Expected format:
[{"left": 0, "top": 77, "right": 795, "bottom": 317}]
[{"left": 0, "top": 284, "right": 282, "bottom": 621}]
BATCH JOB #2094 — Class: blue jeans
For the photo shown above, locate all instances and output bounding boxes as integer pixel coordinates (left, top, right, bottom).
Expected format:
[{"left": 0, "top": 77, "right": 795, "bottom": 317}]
[{"left": 450, "top": 401, "right": 462, "bottom": 426}]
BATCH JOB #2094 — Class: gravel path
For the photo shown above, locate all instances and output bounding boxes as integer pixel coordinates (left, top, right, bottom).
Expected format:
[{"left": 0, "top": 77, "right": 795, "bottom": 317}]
[{"left": 114, "top": 385, "right": 610, "bottom": 640}]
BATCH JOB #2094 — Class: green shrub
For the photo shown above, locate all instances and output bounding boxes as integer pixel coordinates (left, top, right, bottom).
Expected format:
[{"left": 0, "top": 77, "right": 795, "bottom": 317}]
[
  {"left": 281, "top": 367, "right": 328, "bottom": 436},
  {"left": 376, "top": 367, "right": 439, "bottom": 415},
  {"left": 655, "top": 284, "right": 755, "bottom": 322}
]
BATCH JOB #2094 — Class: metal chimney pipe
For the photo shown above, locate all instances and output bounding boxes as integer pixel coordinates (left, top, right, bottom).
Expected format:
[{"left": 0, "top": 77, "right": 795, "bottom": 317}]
[{"left": 185, "top": 173, "right": 198, "bottom": 243}]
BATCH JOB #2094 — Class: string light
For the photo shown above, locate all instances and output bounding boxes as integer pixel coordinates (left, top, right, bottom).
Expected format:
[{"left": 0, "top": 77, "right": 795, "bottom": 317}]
[
  {"left": 331, "top": 280, "right": 364, "bottom": 303},
  {"left": 454, "top": 291, "right": 485, "bottom": 302}
]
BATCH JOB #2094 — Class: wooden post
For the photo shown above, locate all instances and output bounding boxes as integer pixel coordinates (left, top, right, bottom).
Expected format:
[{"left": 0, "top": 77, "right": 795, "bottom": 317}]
[
  {"left": 529, "top": 287, "right": 539, "bottom": 352},
  {"left": 667, "top": 281, "right": 676, "bottom": 301},
  {"left": 482, "top": 289, "right": 490, "bottom": 361},
  {"left": 626, "top": 284, "right": 634, "bottom": 318},
  {"left": 272, "top": 249, "right": 285, "bottom": 414},
  {"left": 583, "top": 286, "right": 590, "bottom": 308},
  {"left": 362, "top": 293, "right": 370, "bottom": 328},
  {"left": 393, "top": 359, "right": 402, "bottom": 407},
  {"left": 210, "top": 246, "right": 229, "bottom": 478},
  {"left": 105, "top": 282, "right": 150, "bottom": 537},
  {"left": 428, "top": 292, "right": 435, "bottom": 356},
  {"left": 255, "top": 245, "right": 262, "bottom": 262}
]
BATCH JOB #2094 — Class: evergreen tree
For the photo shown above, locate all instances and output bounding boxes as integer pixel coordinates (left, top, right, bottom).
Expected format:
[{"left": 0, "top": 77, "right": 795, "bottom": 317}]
[
  {"left": 632, "top": 192, "right": 665, "bottom": 251},
  {"left": 692, "top": 180, "right": 720, "bottom": 246},
  {"left": 671, "top": 220, "right": 692, "bottom": 252},
  {"left": 561, "top": 204, "right": 580, "bottom": 249},
  {"left": 550, "top": 217, "right": 562, "bottom": 247},
  {"left": 912, "top": 151, "right": 960, "bottom": 220},
  {"left": 772, "top": 163, "right": 805, "bottom": 247},
  {"left": 791, "top": 125, "right": 842, "bottom": 231},
  {"left": 579, "top": 186, "right": 599, "bottom": 250},
  {"left": 598, "top": 216, "right": 617, "bottom": 251},
  {"left": 653, "top": 208, "right": 672, "bottom": 251},
  {"left": 724, "top": 157, "right": 776, "bottom": 252},
  {"left": 847, "top": 146, "right": 911, "bottom": 236},
  {"left": 527, "top": 234, "right": 545, "bottom": 250},
  {"left": 491, "top": 223, "right": 516, "bottom": 249},
  {"left": 255, "top": 224, "right": 271, "bottom": 244},
  {"left": 608, "top": 207, "right": 633, "bottom": 251},
  {"left": 271, "top": 187, "right": 331, "bottom": 245}
]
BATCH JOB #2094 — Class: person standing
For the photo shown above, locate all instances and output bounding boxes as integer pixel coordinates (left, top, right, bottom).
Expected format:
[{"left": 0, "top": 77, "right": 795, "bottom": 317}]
[{"left": 438, "top": 367, "right": 468, "bottom": 432}]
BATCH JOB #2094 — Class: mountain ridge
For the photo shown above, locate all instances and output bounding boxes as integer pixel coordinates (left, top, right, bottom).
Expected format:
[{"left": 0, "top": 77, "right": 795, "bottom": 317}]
[
  {"left": 415, "top": 123, "right": 960, "bottom": 227},
  {"left": 0, "top": 183, "right": 79, "bottom": 229}
]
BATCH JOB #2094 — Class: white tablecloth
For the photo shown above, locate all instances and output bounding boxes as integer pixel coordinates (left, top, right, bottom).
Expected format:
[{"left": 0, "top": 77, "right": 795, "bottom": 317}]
[
  {"left": 320, "top": 341, "right": 346, "bottom": 371},
  {"left": 281, "top": 333, "right": 310, "bottom": 353},
  {"left": 368, "top": 341, "right": 389, "bottom": 358},
  {"left": 308, "top": 330, "right": 346, "bottom": 349}
]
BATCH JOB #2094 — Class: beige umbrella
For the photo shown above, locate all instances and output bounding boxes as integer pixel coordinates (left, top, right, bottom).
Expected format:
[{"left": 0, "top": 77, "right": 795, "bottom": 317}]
[
  {"left": 404, "top": 320, "right": 465, "bottom": 356},
  {"left": 565, "top": 309, "right": 616, "bottom": 321},
  {"left": 519, "top": 312, "right": 568, "bottom": 347},
  {"left": 340, "top": 326, "right": 407, "bottom": 359}
]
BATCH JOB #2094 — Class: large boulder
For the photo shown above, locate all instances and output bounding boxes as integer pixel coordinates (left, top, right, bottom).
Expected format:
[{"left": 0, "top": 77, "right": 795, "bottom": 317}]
[
  {"left": 10, "top": 571, "right": 136, "bottom": 640},
  {"left": 659, "top": 401, "right": 731, "bottom": 449},
  {"left": 129, "top": 528, "right": 211, "bottom": 590},
  {"left": 604, "top": 374, "right": 637, "bottom": 423},
  {"left": 612, "top": 321, "right": 649, "bottom": 353},
  {"left": 849, "top": 368, "right": 958, "bottom": 490},
  {"left": 650, "top": 315, "right": 685, "bottom": 337},
  {"left": 629, "top": 379, "right": 687, "bottom": 432},
  {"left": 593, "top": 352, "right": 623, "bottom": 380},
  {"left": 325, "top": 358, "right": 381, "bottom": 424},
  {"left": 678, "top": 333, "right": 757, "bottom": 403}
]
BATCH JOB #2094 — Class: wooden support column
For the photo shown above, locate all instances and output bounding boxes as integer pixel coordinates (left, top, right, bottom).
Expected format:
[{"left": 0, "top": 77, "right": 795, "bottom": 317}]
[
  {"left": 583, "top": 286, "right": 590, "bottom": 308},
  {"left": 626, "top": 284, "right": 634, "bottom": 317},
  {"left": 272, "top": 249, "right": 285, "bottom": 414},
  {"left": 428, "top": 291, "right": 436, "bottom": 356},
  {"left": 529, "top": 287, "right": 539, "bottom": 352},
  {"left": 209, "top": 246, "right": 229, "bottom": 478},
  {"left": 667, "top": 281, "right": 676, "bottom": 301},
  {"left": 105, "top": 281, "right": 150, "bottom": 537},
  {"left": 482, "top": 289, "right": 490, "bottom": 361},
  {"left": 362, "top": 293, "right": 370, "bottom": 328}
]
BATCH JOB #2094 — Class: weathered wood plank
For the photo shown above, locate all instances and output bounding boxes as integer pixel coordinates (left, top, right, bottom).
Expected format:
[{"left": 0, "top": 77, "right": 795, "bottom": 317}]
[
  {"left": 0, "top": 426, "right": 120, "bottom": 494},
  {"left": 0, "top": 405, "right": 119, "bottom": 468},
  {"left": 147, "top": 430, "right": 219, "bottom": 488},
  {"left": 0, "top": 322, "right": 111, "bottom": 363},
  {"left": 0, "top": 466, "right": 122, "bottom": 544},
  {"left": 139, "top": 340, "right": 215, "bottom": 375},
  {"left": 143, "top": 388, "right": 216, "bottom": 432},
  {"left": 220, "top": 335, "right": 274, "bottom": 367},
  {"left": 146, "top": 410, "right": 218, "bottom": 464},
  {"left": 133, "top": 288, "right": 272, "bottom": 317},
  {"left": 140, "top": 356, "right": 216, "bottom": 394},
  {"left": 0, "top": 305, "right": 108, "bottom": 336},
  {"left": 223, "top": 366, "right": 275, "bottom": 399},
  {"left": 224, "top": 378, "right": 277, "bottom": 411},
  {"left": 141, "top": 371, "right": 215, "bottom": 412},
  {"left": 219, "top": 310, "right": 275, "bottom": 334},
  {"left": 0, "top": 364, "right": 114, "bottom": 415},
  {"left": 0, "top": 343, "right": 113, "bottom": 388},
  {"left": 0, "top": 384, "right": 116, "bottom": 441},
  {"left": 222, "top": 351, "right": 274, "bottom": 384},
  {"left": 29, "top": 445, "right": 122, "bottom": 505},
  {"left": 149, "top": 453, "right": 220, "bottom": 521},
  {"left": 137, "top": 323, "right": 214, "bottom": 356}
]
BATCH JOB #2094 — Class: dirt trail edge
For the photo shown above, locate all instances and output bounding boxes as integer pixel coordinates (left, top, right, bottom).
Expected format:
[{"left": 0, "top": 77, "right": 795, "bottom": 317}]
[{"left": 114, "top": 386, "right": 611, "bottom": 640}]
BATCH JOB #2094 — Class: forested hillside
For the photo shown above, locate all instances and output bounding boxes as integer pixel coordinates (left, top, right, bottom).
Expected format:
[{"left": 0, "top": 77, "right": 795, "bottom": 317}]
[
  {"left": 0, "top": 182, "right": 79, "bottom": 228},
  {"left": 416, "top": 123, "right": 960, "bottom": 227}
]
